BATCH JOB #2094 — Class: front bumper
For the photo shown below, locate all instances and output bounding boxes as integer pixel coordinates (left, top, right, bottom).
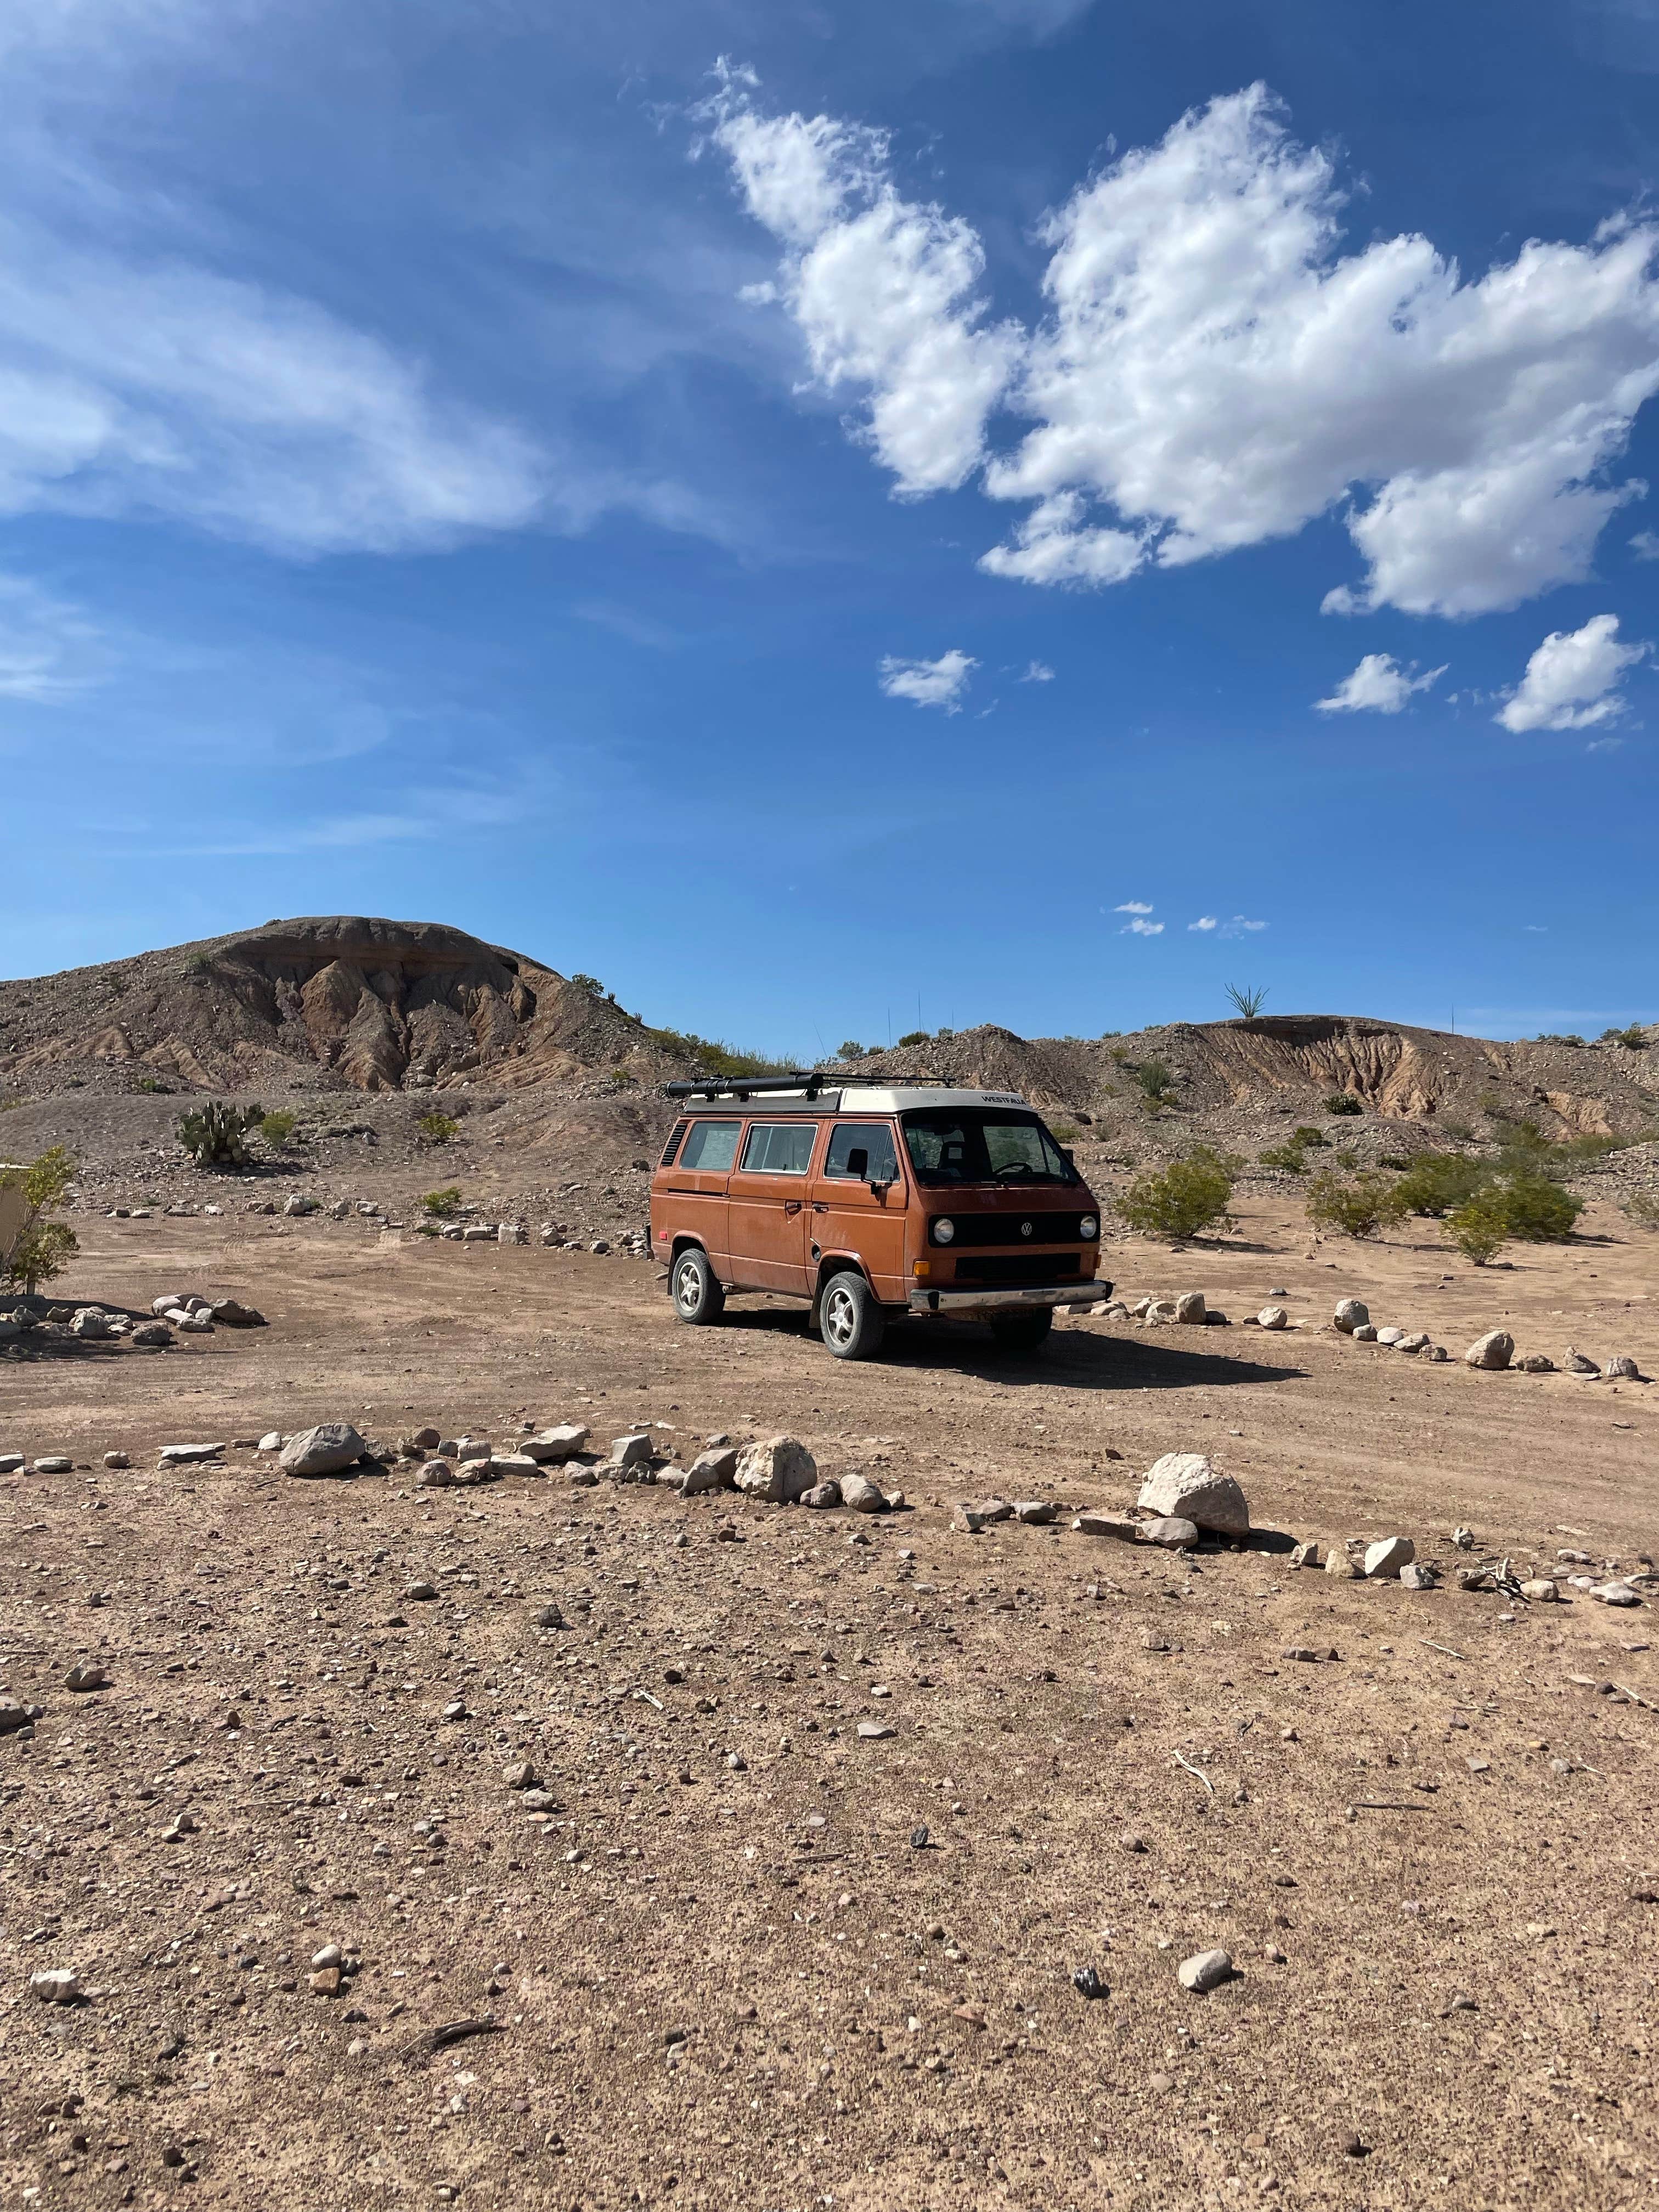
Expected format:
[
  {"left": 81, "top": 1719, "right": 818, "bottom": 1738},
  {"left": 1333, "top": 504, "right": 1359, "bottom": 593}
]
[{"left": 906, "top": 1280, "right": 1111, "bottom": 1319}]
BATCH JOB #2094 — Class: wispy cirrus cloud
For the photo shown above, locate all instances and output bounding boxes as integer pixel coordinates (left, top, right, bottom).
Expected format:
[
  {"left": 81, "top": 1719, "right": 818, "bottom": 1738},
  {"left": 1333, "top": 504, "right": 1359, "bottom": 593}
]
[{"left": 0, "top": 571, "right": 108, "bottom": 701}]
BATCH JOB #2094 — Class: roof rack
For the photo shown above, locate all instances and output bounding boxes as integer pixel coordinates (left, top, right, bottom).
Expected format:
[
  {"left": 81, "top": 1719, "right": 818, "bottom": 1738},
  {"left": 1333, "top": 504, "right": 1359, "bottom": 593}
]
[
  {"left": 663, "top": 1070, "right": 832, "bottom": 1102},
  {"left": 663, "top": 1071, "right": 951, "bottom": 1102}
]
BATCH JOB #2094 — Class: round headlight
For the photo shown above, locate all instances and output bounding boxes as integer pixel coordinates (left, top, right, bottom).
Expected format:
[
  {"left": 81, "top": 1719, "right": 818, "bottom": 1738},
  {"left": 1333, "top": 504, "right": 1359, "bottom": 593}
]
[
  {"left": 1079, "top": 1214, "right": 1099, "bottom": 1239},
  {"left": 933, "top": 1217, "right": 956, "bottom": 1245}
]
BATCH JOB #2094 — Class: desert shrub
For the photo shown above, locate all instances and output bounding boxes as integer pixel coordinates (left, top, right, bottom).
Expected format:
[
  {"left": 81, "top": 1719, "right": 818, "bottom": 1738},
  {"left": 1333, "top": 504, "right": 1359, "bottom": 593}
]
[
  {"left": 1293, "top": 1126, "right": 1326, "bottom": 1148},
  {"left": 570, "top": 974, "right": 604, "bottom": 996},
  {"left": 645, "top": 1025, "right": 793, "bottom": 1079},
  {"left": 896, "top": 1030, "right": 929, "bottom": 1048},
  {"left": 1257, "top": 1139, "right": 1310, "bottom": 1173},
  {"left": 1393, "top": 1152, "right": 1485, "bottom": 1217},
  {"left": 1048, "top": 1122, "right": 1079, "bottom": 1144},
  {"left": 184, "top": 951, "right": 214, "bottom": 979},
  {"left": 1117, "top": 1146, "right": 1239, "bottom": 1241},
  {"left": 133, "top": 1076, "right": 167, "bottom": 1094},
  {"left": 1305, "top": 1167, "right": 1408, "bottom": 1239},
  {"left": 417, "top": 1111, "right": 461, "bottom": 1144},
  {"left": 1623, "top": 1191, "right": 1659, "bottom": 1228},
  {"left": 1226, "top": 983, "right": 1268, "bottom": 1023},
  {"left": 1, "top": 1146, "right": 79, "bottom": 1291},
  {"left": 608, "top": 1066, "right": 636, "bottom": 1087},
  {"left": 0, "top": 1096, "right": 19, "bottom": 1113},
  {"left": 837, "top": 1041, "right": 865, "bottom": 1060},
  {"left": 258, "top": 1109, "right": 298, "bottom": 1148},
  {"left": 1601, "top": 1024, "right": 1648, "bottom": 1049},
  {"left": 1439, "top": 1116, "right": 1474, "bottom": 1142},
  {"left": 421, "top": 1186, "right": 462, "bottom": 1218},
  {"left": 1325, "top": 1093, "right": 1363, "bottom": 1116},
  {"left": 1444, "top": 1191, "right": 1509, "bottom": 1266},
  {"left": 1491, "top": 1170, "right": 1583, "bottom": 1242},
  {"left": 1135, "top": 1059, "right": 1178, "bottom": 1105},
  {"left": 178, "top": 1102, "right": 263, "bottom": 1169}
]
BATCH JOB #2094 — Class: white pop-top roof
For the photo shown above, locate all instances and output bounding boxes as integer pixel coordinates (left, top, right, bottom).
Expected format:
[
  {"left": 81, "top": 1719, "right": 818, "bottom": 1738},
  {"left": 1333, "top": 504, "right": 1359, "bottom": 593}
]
[{"left": 834, "top": 1086, "right": 1031, "bottom": 1114}]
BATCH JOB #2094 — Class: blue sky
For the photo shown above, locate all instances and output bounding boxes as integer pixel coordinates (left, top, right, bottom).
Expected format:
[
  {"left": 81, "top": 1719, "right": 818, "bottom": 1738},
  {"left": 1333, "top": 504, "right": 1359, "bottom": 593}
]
[{"left": 3, "top": 0, "right": 1657, "bottom": 1051}]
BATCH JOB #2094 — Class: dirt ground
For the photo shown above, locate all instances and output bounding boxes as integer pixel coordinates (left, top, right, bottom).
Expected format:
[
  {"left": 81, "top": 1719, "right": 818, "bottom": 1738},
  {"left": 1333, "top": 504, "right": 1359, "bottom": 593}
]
[{"left": 2, "top": 1198, "right": 1657, "bottom": 2212}]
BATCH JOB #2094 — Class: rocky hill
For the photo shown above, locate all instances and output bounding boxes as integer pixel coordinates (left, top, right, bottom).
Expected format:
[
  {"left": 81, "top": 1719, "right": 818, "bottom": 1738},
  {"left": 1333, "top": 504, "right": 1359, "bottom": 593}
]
[
  {"left": 0, "top": 916, "right": 672, "bottom": 1095},
  {"left": 3, "top": 922, "right": 1656, "bottom": 1238}
]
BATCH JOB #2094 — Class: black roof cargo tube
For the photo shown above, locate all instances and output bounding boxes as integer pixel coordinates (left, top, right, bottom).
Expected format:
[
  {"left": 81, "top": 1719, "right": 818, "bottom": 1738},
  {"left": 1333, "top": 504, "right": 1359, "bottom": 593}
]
[{"left": 664, "top": 1070, "right": 832, "bottom": 1102}]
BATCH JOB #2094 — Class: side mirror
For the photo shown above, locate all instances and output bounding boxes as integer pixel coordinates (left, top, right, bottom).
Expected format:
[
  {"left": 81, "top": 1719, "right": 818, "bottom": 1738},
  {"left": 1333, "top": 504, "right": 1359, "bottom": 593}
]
[{"left": 845, "top": 1148, "right": 868, "bottom": 1180}]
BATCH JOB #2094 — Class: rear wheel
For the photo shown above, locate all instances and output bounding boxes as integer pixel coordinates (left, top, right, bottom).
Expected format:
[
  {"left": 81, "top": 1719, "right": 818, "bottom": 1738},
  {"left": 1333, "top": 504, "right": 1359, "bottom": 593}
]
[
  {"left": 989, "top": 1308, "right": 1053, "bottom": 1354},
  {"left": 672, "top": 1246, "right": 725, "bottom": 1326},
  {"left": 820, "top": 1271, "right": 885, "bottom": 1361}
]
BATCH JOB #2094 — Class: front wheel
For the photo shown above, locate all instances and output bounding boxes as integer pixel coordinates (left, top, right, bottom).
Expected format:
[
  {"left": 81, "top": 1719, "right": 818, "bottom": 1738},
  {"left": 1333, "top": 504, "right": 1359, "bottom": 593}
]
[
  {"left": 672, "top": 1246, "right": 725, "bottom": 1326},
  {"left": 989, "top": 1308, "right": 1053, "bottom": 1354},
  {"left": 820, "top": 1271, "right": 886, "bottom": 1361}
]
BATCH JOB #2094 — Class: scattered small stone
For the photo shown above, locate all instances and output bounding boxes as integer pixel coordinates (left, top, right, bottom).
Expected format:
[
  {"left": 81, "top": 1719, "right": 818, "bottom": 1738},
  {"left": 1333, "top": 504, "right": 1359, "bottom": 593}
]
[
  {"left": 1177, "top": 1949, "right": 1233, "bottom": 1994},
  {"left": 535, "top": 1602, "right": 566, "bottom": 1629},
  {"left": 909, "top": 1824, "right": 930, "bottom": 1849},
  {"left": 1398, "top": 1562, "right": 1438, "bottom": 1591},
  {"left": 35, "top": 1457, "right": 73, "bottom": 1474},
  {"left": 840, "top": 1474, "right": 889, "bottom": 1514},
  {"left": 734, "top": 1435, "right": 817, "bottom": 1504},
  {"left": 103, "top": 1451, "right": 129, "bottom": 1469},
  {"left": 1012, "top": 1499, "right": 1057, "bottom": 1525},
  {"left": 1333, "top": 1299, "right": 1369, "bottom": 1334},
  {"left": 1174, "top": 1291, "right": 1206, "bottom": 1324},
  {"left": 1605, "top": 1355, "right": 1640, "bottom": 1380},
  {"left": 1464, "top": 1329, "right": 1515, "bottom": 1371},
  {"left": 856, "top": 1721, "right": 896, "bottom": 1741},
  {"left": 1519, "top": 1578, "right": 1560, "bottom": 1602},
  {"left": 280, "top": 1423, "right": 368, "bottom": 1478},
  {"left": 682, "top": 1447, "right": 740, "bottom": 1496},
  {"left": 1136, "top": 1452, "right": 1250, "bottom": 1536},
  {"left": 1072, "top": 1965, "right": 1108, "bottom": 1999},
  {"left": 1325, "top": 1549, "right": 1360, "bottom": 1579},
  {"left": 1073, "top": 1512, "right": 1138, "bottom": 1542},
  {"left": 1141, "top": 1515, "right": 1200, "bottom": 1549},
  {"left": 1352, "top": 1323, "right": 1378, "bottom": 1341},
  {"left": 64, "top": 1664, "right": 109, "bottom": 1693},
  {"left": 800, "top": 1481, "right": 843, "bottom": 1510},
  {"left": 1256, "top": 1306, "right": 1288, "bottom": 1330},
  {"left": 416, "top": 1460, "right": 454, "bottom": 1488},
  {"left": 1363, "top": 1537, "right": 1416, "bottom": 1580},
  {"left": 31, "top": 1970, "right": 80, "bottom": 2005}
]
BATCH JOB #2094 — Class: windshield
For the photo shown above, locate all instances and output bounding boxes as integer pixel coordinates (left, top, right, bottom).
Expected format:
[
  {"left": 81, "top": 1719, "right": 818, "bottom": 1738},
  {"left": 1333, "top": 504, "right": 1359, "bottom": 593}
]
[{"left": 901, "top": 1109, "right": 1076, "bottom": 1186}]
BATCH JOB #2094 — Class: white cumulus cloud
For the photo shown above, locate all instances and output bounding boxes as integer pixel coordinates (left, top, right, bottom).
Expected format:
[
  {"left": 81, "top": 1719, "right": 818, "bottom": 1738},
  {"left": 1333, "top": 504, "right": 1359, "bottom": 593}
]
[
  {"left": 718, "top": 79, "right": 1659, "bottom": 617},
  {"left": 1114, "top": 899, "right": 1154, "bottom": 914},
  {"left": 1188, "top": 915, "right": 1217, "bottom": 931},
  {"left": 1315, "top": 653, "right": 1446, "bottom": 714},
  {"left": 1632, "top": 529, "right": 1659, "bottom": 561},
  {"left": 710, "top": 80, "right": 1022, "bottom": 496},
  {"left": 1022, "top": 658, "right": 1055, "bottom": 681},
  {"left": 1496, "top": 613, "right": 1650, "bottom": 732},
  {"left": 1122, "top": 915, "right": 1164, "bottom": 936},
  {"left": 878, "top": 647, "right": 976, "bottom": 710}
]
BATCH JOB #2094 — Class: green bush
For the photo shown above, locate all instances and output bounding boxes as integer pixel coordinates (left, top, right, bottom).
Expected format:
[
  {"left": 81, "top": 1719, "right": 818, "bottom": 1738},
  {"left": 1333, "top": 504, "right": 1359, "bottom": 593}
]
[
  {"left": 1, "top": 1146, "right": 80, "bottom": 1291},
  {"left": 258, "top": 1109, "right": 298, "bottom": 1149},
  {"left": 178, "top": 1102, "right": 264, "bottom": 1169},
  {"left": 1393, "top": 1152, "right": 1485, "bottom": 1217},
  {"left": 1624, "top": 1191, "right": 1659, "bottom": 1228},
  {"left": 1600, "top": 1024, "right": 1648, "bottom": 1049},
  {"left": 608, "top": 1066, "right": 636, "bottom": 1087},
  {"left": 837, "top": 1041, "right": 865, "bottom": 1060},
  {"left": 1117, "top": 1146, "right": 1239, "bottom": 1241},
  {"left": 1293, "top": 1126, "right": 1326, "bottom": 1148},
  {"left": 1325, "top": 1093, "right": 1363, "bottom": 1116},
  {"left": 896, "top": 1030, "right": 929, "bottom": 1048},
  {"left": 1305, "top": 1167, "right": 1408, "bottom": 1239},
  {"left": 1135, "top": 1059, "right": 1178, "bottom": 1105},
  {"left": 421, "top": 1186, "right": 462, "bottom": 1219},
  {"left": 570, "top": 973, "right": 604, "bottom": 996},
  {"left": 1257, "top": 1139, "right": 1310, "bottom": 1173},
  {"left": 417, "top": 1111, "right": 461, "bottom": 1144},
  {"left": 1444, "top": 1190, "right": 1509, "bottom": 1266},
  {"left": 1491, "top": 1170, "right": 1583, "bottom": 1242}
]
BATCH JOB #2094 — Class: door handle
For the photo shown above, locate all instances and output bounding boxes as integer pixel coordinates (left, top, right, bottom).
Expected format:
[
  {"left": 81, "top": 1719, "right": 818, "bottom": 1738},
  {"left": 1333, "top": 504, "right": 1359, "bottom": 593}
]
[
  {"left": 811, "top": 1202, "right": 829, "bottom": 1213},
  {"left": 785, "top": 1200, "right": 803, "bottom": 1216}
]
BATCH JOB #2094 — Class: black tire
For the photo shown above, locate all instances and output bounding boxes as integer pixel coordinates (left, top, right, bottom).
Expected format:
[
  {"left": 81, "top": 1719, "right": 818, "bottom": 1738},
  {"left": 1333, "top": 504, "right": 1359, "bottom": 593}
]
[
  {"left": 989, "top": 1308, "right": 1053, "bottom": 1354},
  {"left": 671, "top": 1246, "right": 725, "bottom": 1326},
  {"left": 820, "top": 1271, "right": 886, "bottom": 1361}
]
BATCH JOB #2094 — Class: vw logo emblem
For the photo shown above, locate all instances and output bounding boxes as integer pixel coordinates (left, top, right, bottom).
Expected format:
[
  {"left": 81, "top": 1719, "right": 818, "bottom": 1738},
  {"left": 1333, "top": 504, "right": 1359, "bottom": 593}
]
[{"left": 1020, "top": 1220, "right": 1032, "bottom": 1237}]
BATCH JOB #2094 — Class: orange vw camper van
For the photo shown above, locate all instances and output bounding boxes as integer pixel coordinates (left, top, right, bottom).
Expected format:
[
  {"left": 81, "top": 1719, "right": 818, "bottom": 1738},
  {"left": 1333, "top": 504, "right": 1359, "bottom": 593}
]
[{"left": 649, "top": 1075, "right": 1109, "bottom": 1360}]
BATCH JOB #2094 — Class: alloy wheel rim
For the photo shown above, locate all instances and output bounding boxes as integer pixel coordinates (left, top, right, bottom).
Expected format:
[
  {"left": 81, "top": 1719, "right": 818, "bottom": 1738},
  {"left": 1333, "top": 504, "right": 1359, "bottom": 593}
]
[{"left": 825, "top": 1287, "right": 855, "bottom": 1347}]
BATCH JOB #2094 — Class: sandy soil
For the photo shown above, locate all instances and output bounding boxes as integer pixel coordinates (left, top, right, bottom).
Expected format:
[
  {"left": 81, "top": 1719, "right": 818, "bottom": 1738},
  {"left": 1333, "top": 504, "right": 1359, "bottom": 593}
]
[{"left": 2, "top": 1200, "right": 1657, "bottom": 2211}]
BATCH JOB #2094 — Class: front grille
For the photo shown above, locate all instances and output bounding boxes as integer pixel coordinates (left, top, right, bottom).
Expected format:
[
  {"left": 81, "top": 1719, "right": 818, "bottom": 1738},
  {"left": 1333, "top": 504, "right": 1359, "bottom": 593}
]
[
  {"left": 951, "top": 1252, "right": 1083, "bottom": 1285},
  {"left": 940, "top": 1210, "right": 1090, "bottom": 1246}
]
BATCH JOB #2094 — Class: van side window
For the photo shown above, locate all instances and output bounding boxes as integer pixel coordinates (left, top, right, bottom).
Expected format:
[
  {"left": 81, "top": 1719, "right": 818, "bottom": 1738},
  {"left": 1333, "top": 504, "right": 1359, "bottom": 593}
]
[
  {"left": 679, "top": 1120, "right": 741, "bottom": 1172},
  {"left": 824, "top": 1121, "right": 899, "bottom": 1182},
  {"left": 740, "top": 1122, "right": 816, "bottom": 1175}
]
